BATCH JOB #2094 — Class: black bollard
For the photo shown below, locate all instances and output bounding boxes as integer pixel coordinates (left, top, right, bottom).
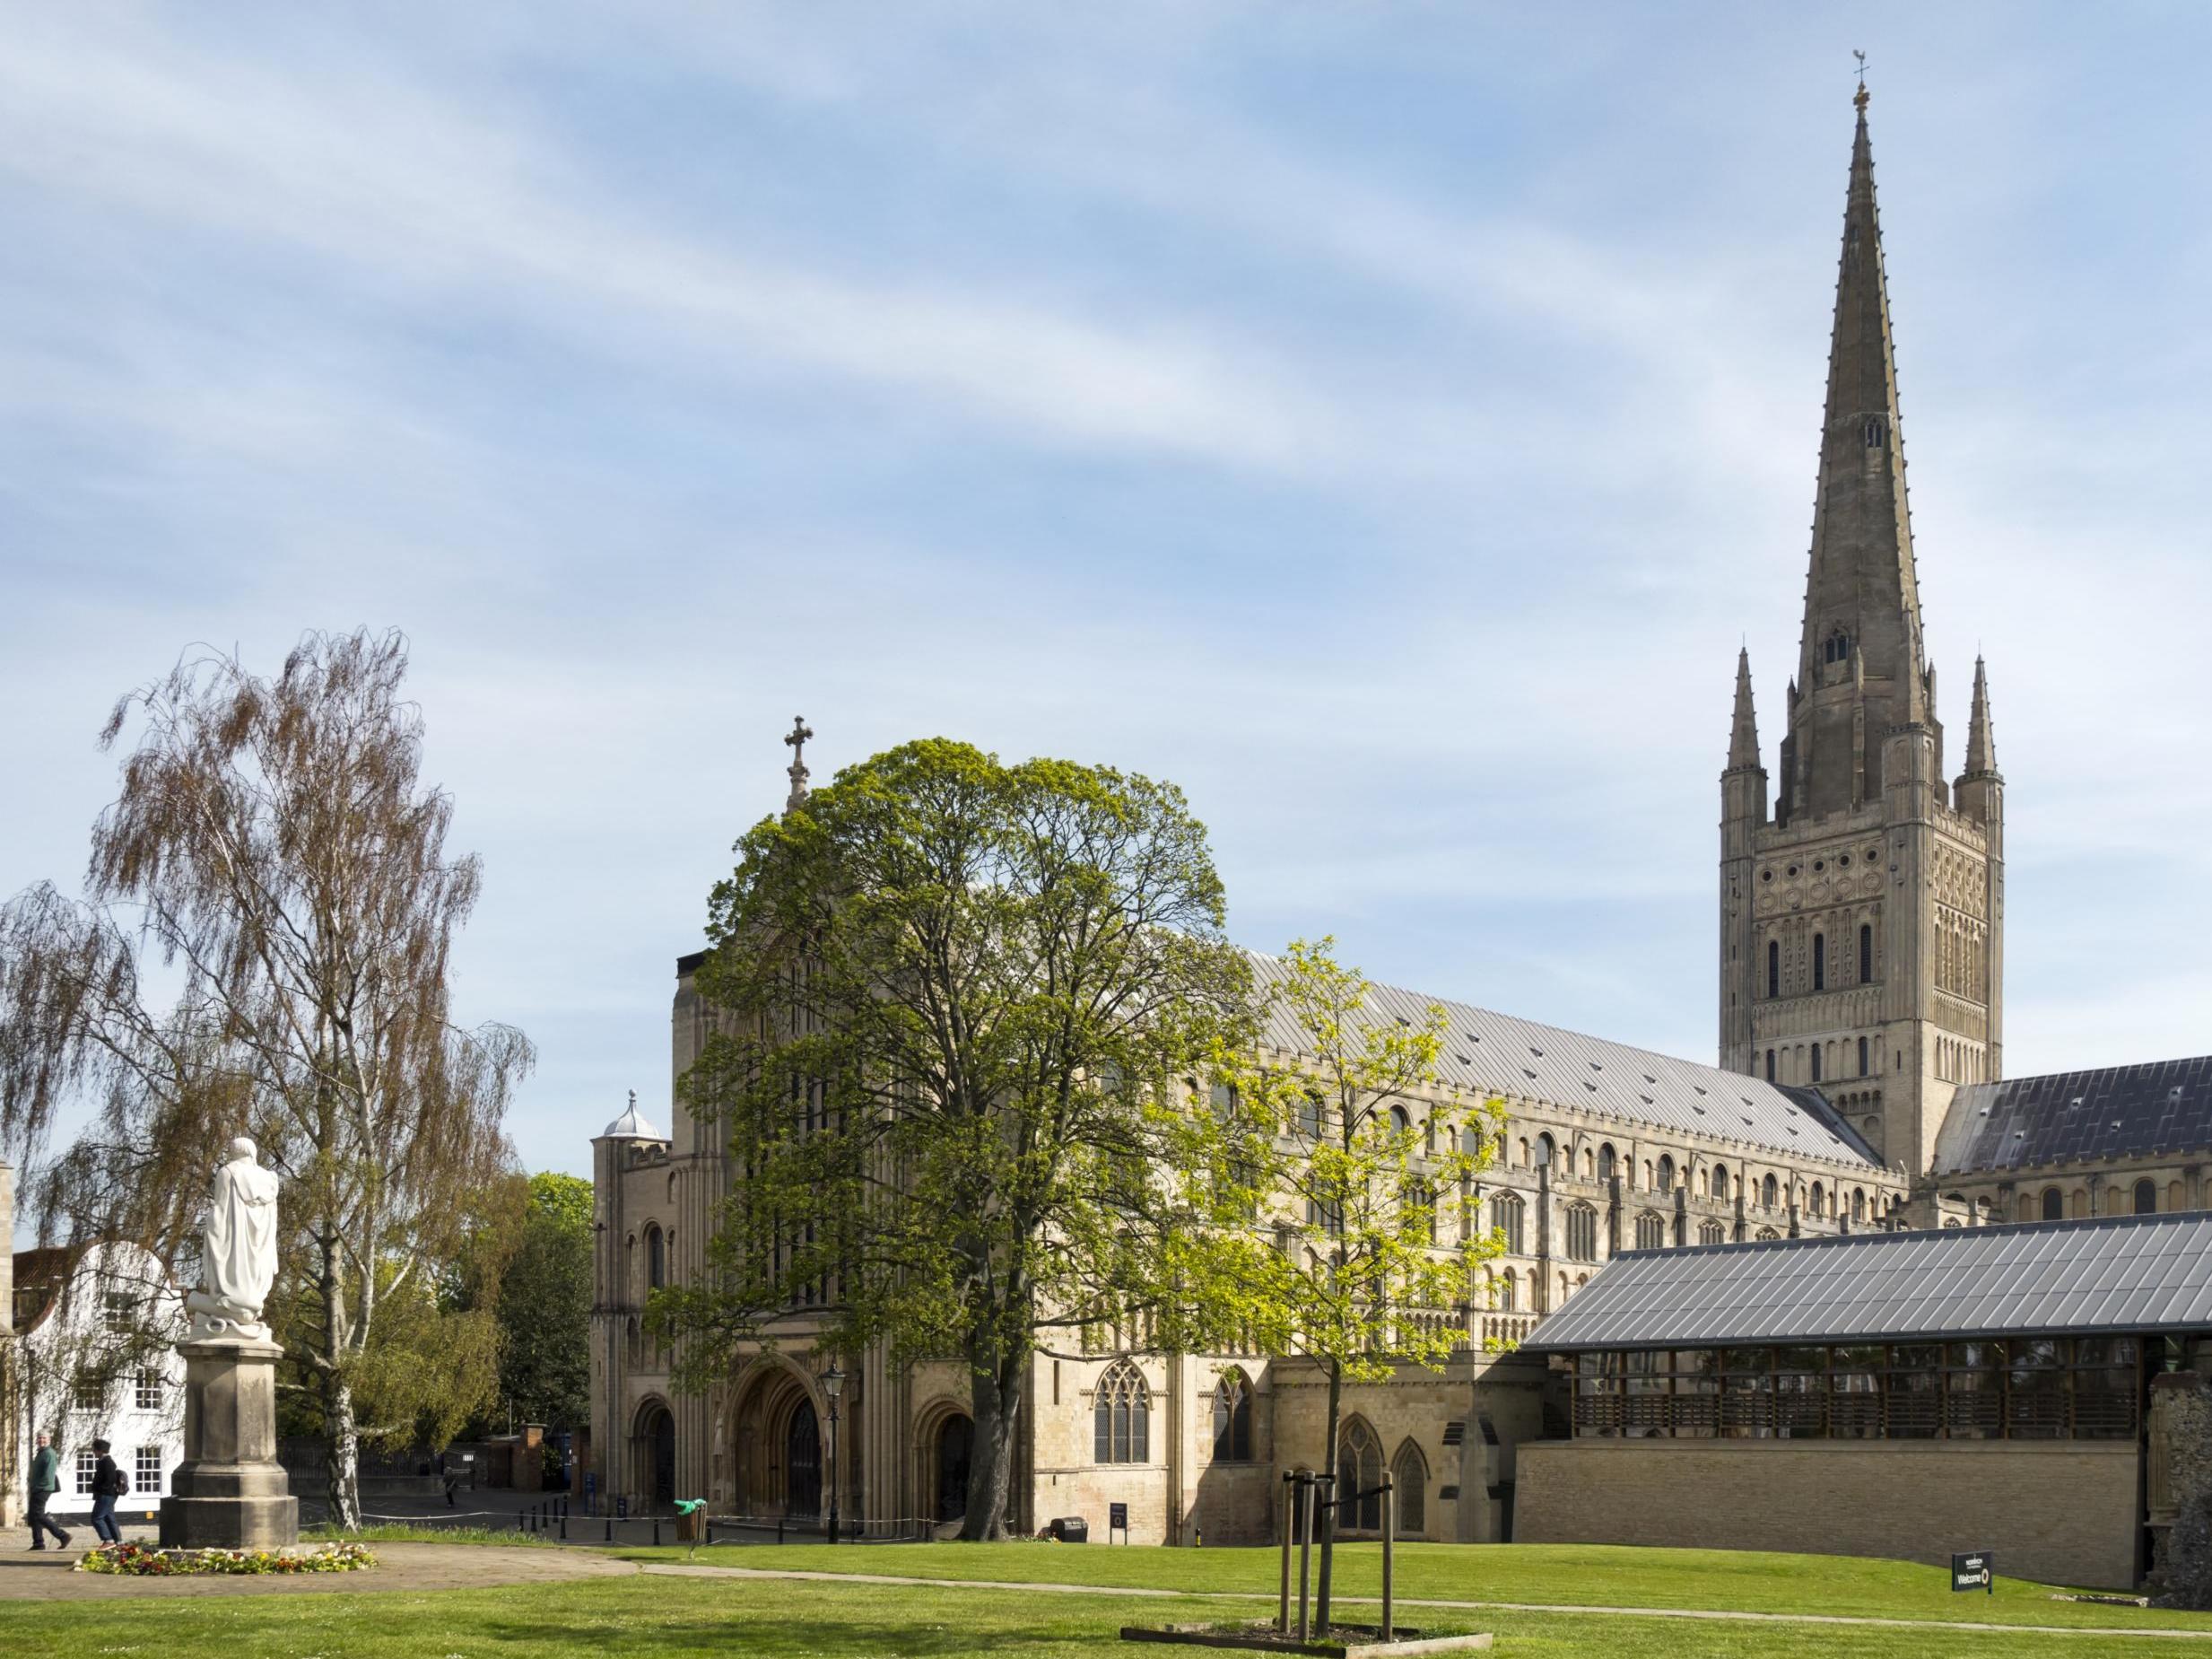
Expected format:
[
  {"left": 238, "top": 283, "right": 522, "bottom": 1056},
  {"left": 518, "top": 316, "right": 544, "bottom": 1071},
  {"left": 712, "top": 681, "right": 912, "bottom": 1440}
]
[
  {"left": 605, "top": 1517, "right": 613, "bottom": 1543},
  {"left": 652, "top": 1517, "right": 661, "bottom": 1547},
  {"left": 560, "top": 1510, "right": 568, "bottom": 1541},
  {"left": 516, "top": 1509, "right": 526, "bottom": 1533}
]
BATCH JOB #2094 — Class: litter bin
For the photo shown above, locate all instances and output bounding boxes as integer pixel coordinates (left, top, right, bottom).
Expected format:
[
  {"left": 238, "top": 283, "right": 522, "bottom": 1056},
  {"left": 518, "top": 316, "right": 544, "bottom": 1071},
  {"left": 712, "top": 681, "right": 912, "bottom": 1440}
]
[
  {"left": 675, "top": 1499, "right": 707, "bottom": 1543},
  {"left": 1049, "top": 1516, "right": 1088, "bottom": 1543}
]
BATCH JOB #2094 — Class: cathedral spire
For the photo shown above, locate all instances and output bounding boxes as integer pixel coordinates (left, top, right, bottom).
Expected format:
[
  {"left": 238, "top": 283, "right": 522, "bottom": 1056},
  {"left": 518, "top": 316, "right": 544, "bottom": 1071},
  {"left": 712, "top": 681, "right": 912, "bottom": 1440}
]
[
  {"left": 1963, "top": 655, "right": 1998, "bottom": 777},
  {"left": 1727, "top": 648, "right": 1761, "bottom": 772},
  {"left": 1779, "top": 87, "right": 1934, "bottom": 822}
]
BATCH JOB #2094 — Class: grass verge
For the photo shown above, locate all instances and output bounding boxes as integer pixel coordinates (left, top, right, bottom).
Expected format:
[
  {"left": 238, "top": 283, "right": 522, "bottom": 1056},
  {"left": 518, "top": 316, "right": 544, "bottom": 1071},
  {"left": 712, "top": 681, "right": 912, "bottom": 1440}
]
[{"left": 0, "top": 1572, "right": 2171, "bottom": 1657}]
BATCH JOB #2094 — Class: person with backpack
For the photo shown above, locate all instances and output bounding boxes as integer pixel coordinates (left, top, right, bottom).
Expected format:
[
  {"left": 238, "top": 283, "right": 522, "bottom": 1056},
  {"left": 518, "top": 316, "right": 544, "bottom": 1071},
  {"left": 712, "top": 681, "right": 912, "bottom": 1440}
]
[
  {"left": 89, "top": 1438, "right": 127, "bottom": 1543},
  {"left": 26, "top": 1431, "right": 71, "bottom": 1551}
]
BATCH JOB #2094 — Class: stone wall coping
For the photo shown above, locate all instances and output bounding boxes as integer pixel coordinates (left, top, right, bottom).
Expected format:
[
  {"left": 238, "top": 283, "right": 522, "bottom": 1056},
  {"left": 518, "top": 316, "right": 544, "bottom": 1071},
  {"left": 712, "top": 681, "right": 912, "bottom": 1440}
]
[{"left": 1524, "top": 1436, "right": 2130, "bottom": 1457}]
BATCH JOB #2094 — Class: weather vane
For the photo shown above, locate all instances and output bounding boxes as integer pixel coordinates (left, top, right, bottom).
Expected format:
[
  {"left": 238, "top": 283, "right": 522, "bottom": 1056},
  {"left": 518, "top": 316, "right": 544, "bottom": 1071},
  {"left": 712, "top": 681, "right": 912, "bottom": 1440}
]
[{"left": 1853, "top": 49, "right": 1868, "bottom": 106}]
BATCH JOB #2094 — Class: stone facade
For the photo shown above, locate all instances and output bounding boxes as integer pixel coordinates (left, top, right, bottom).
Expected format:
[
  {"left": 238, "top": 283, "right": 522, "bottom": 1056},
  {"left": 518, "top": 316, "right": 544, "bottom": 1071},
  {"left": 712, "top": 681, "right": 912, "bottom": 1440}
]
[
  {"left": 588, "top": 950, "right": 1899, "bottom": 1540},
  {"left": 1719, "top": 92, "right": 2004, "bottom": 1184},
  {"left": 1515, "top": 1437, "right": 2138, "bottom": 1590}
]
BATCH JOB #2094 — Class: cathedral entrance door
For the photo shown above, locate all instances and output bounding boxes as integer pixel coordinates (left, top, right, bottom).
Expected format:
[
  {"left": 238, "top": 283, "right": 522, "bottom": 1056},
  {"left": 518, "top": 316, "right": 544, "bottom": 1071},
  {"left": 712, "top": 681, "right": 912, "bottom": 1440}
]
[
  {"left": 647, "top": 1406, "right": 676, "bottom": 1506},
  {"left": 935, "top": 1414, "right": 973, "bottom": 1522},
  {"left": 785, "top": 1399, "right": 822, "bottom": 1519}
]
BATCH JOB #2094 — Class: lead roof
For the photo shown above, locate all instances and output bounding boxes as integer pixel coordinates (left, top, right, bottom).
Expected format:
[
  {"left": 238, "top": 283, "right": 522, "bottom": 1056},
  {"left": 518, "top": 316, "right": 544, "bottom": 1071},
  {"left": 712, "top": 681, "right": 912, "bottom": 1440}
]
[
  {"left": 1520, "top": 1210, "right": 2212, "bottom": 1352},
  {"left": 1933, "top": 1056, "right": 2212, "bottom": 1175},
  {"left": 1249, "top": 954, "right": 1884, "bottom": 1173}
]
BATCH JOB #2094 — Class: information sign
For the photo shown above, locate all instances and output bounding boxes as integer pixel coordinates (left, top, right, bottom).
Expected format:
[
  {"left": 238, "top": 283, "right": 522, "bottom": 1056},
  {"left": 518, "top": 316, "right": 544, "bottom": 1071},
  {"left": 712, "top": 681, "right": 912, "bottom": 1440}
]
[
  {"left": 1109, "top": 1501, "right": 1129, "bottom": 1543},
  {"left": 1951, "top": 1551, "right": 1993, "bottom": 1594}
]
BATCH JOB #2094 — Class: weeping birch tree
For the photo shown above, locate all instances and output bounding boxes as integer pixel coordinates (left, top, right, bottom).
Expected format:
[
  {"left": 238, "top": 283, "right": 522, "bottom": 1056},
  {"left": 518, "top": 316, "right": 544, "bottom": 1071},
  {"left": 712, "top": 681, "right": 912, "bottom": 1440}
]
[
  {"left": 0, "top": 630, "right": 530, "bottom": 1526},
  {"left": 654, "top": 738, "right": 1249, "bottom": 1541}
]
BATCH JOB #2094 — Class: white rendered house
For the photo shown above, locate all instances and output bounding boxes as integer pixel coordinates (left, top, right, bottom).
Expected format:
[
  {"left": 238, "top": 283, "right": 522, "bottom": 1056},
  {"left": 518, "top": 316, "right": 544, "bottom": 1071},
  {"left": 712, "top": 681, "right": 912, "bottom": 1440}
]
[{"left": 11, "top": 1240, "right": 187, "bottom": 1524}]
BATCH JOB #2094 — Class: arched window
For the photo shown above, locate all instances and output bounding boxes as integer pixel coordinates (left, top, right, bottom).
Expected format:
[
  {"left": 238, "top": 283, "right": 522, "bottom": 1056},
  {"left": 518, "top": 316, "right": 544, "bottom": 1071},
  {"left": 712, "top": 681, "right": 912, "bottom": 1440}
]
[
  {"left": 1534, "top": 1133, "right": 1554, "bottom": 1169},
  {"left": 1460, "top": 1125, "right": 1485, "bottom": 1164},
  {"left": 1698, "top": 1219, "right": 1726, "bottom": 1245},
  {"left": 1388, "top": 1105, "right": 1411, "bottom": 1139},
  {"left": 1338, "top": 1420, "right": 1385, "bottom": 1532},
  {"left": 1761, "top": 1174, "right": 1778, "bottom": 1209},
  {"left": 1093, "top": 1361, "right": 1150, "bottom": 1464},
  {"left": 1565, "top": 1202, "right": 1598, "bottom": 1262},
  {"left": 646, "top": 1224, "right": 666, "bottom": 1290},
  {"left": 1299, "top": 1093, "right": 1324, "bottom": 1139},
  {"left": 1211, "top": 1372, "right": 1254, "bottom": 1463},
  {"left": 1851, "top": 1188, "right": 1866, "bottom": 1222},
  {"left": 1859, "top": 923, "right": 1873, "bottom": 983},
  {"left": 1811, "top": 1045, "right": 1823, "bottom": 1083},
  {"left": 1494, "top": 1270, "right": 1515, "bottom": 1312},
  {"left": 1859, "top": 1036, "right": 1869, "bottom": 1077},
  {"left": 1813, "top": 933, "right": 1825, "bottom": 991},
  {"left": 1755, "top": 1227, "right": 1781, "bottom": 1241},
  {"left": 1490, "top": 1191, "right": 1526, "bottom": 1255},
  {"left": 1391, "top": 1440, "right": 1428, "bottom": 1536},
  {"left": 1809, "top": 1182, "right": 1824, "bottom": 1217},
  {"left": 1581, "top": 1147, "right": 1596, "bottom": 1179},
  {"left": 2136, "top": 1179, "right": 2158, "bottom": 1216},
  {"left": 1597, "top": 1144, "right": 1616, "bottom": 1183},
  {"left": 1711, "top": 1165, "right": 1730, "bottom": 1203},
  {"left": 1634, "top": 1211, "right": 1668, "bottom": 1250},
  {"left": 1764, "top": 1049, "right": 1775, "bottom": 1082},
  {"left": 1767, "top": 940, "right": 1780, "bottom": 998},
  {"left": 1656, "top": 1155, "right": 1676, "bottom": 1192}
]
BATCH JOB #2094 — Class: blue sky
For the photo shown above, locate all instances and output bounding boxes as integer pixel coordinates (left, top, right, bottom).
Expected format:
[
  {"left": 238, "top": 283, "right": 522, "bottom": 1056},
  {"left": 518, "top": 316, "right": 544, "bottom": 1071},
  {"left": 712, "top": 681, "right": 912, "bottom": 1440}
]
[{"left": 4, "top": 3, "right": 2209, "bottom": 1181}]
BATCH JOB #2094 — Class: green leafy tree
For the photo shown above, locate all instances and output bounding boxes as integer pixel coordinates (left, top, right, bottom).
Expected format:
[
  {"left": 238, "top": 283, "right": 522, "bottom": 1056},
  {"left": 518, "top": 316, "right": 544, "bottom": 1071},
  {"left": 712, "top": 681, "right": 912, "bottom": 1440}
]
[
  {"left": 655, "top": 738, "right": 1250, "bottom": 1540},
  {"left": 1180, "top": 939, "right": 1503, "bottom": 1633},
  {"left": 493, "top": 1172, "right": 595, "bottom": 1431}
]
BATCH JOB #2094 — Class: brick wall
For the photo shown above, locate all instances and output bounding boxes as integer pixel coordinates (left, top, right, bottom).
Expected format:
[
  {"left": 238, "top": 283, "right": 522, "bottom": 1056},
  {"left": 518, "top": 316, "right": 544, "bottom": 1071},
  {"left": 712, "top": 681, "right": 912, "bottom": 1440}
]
[{"left": 1516, "top": 1436, "right": 2138, "bottom": 1589}]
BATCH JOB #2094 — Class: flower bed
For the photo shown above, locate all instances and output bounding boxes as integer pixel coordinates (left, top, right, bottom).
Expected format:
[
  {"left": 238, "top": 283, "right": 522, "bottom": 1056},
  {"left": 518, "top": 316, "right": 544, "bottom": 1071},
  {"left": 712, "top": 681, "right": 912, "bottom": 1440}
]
[{"left": 76, "top": 1541, "right": 378, "bottom": 1576}]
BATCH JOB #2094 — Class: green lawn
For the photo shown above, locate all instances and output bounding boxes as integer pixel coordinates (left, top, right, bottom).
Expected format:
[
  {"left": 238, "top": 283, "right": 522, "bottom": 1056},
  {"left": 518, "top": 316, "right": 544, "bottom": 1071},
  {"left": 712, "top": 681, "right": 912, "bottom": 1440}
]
[
  {"left": 616, "top": 1539, "right": 2207, "bottom": 1633},
  {"left": 0, "top": 1574, "right": 2176, "bottom": 1659}
]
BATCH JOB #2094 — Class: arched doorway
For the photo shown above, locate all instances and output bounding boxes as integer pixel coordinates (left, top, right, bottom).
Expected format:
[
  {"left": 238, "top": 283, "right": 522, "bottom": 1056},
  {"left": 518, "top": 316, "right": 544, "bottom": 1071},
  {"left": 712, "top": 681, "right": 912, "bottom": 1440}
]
[
  {"left": 637, "top": 1402, "right": 675, "bottom": 1507},
  {"left": 785, "top": 1398, "right": 822, "bottom": 1519},
  {"left": 934, "top": 1414, "right": 972, "bottom": 1522}
]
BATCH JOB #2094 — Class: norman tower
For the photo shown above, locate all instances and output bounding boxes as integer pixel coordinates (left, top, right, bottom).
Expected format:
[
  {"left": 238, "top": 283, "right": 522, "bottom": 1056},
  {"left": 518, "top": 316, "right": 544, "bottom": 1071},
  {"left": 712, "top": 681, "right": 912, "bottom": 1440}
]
[{"left": 1720, "top": 88, "right": 2005, "bottom": 1179}]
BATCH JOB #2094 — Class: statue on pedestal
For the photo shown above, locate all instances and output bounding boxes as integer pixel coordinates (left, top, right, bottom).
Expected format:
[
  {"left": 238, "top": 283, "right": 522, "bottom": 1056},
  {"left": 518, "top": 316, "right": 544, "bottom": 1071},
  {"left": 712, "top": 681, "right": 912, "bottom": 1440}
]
[
  {"left": 161, "top": 1135, "right": 298, "bottom": 1550},
  {"left": 187, "top": 1137, "right": 280, "bottom": 1342}
]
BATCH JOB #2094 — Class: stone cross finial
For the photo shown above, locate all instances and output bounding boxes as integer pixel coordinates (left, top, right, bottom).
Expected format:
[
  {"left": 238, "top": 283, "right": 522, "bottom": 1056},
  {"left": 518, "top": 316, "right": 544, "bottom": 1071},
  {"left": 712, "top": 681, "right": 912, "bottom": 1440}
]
[{"left": 784, "top": 716, "right": 814, "bottom": 813}]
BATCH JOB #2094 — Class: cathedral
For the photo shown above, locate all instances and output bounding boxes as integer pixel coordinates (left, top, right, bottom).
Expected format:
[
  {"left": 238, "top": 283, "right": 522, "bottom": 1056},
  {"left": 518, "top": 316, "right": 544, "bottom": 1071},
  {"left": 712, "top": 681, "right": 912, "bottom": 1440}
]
[{"left": 588, "top": 91, "right": 2208, "bottom": 1547}]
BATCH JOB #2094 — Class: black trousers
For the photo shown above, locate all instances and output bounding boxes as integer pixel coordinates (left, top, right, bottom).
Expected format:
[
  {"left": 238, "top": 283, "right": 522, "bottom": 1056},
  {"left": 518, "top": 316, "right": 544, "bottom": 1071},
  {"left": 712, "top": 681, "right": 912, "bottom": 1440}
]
[{"left": 27, "top": 1490, "right": 69, "bottom": 1548}]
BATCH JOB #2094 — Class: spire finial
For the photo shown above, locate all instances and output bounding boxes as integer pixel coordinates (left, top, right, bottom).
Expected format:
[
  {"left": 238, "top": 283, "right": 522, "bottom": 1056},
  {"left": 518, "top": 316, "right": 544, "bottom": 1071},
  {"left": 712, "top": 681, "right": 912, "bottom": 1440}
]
[
  {"left": 628, "top": 1088, "right": 637, "bottom": 1112},
  {"left": 784, "top": 715, "right": 815, "bottom": 813},
  {"left": 1853, "top": 49, "right": 1868, "bottom": 109}
]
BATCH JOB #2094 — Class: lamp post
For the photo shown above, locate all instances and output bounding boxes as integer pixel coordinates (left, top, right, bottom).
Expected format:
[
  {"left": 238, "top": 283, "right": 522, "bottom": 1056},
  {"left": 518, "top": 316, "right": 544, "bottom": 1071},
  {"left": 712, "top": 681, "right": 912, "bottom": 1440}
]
[{"left": 822, "top": 1362, "right": 844, "bottom": 1546}]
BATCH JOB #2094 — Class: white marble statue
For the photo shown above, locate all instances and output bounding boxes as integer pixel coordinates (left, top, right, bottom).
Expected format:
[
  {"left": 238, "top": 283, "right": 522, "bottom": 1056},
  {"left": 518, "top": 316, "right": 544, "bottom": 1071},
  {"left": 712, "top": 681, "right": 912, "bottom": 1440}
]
[{"left": 186, "top": 1136, "right": 281, "bottom": 1342}]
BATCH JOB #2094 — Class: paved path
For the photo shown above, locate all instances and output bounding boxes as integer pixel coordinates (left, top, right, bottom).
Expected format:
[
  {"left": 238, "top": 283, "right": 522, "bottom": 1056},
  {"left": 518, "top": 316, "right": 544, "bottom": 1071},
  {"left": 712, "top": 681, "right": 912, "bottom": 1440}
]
[
  {"left": 639, "top": 1560, "right": 2212, "bottom": 1643},
  {"left": 0, "top": 1541, "right": 635, "bottom": 1601}
]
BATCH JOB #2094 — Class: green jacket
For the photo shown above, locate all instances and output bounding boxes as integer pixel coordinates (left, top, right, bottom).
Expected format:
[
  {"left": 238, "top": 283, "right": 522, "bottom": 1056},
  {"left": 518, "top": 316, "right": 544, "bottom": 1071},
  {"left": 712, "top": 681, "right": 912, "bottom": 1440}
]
[{"left": 30, "top": 1445, "right": 60, "bottom": 1495}]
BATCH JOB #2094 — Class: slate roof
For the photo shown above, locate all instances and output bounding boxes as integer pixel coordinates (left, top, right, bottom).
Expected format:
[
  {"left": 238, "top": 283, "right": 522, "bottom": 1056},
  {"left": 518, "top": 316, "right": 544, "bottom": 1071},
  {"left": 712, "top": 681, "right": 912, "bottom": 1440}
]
[
  {"left": 1520, "top": 1211, "right": 2212, "bottom": 1352},
  {"left": 1934, "top": 1056, "right": 2212, "bottom": 1174},
  {"left": 1249, "top": 954, "right": 1884, "bottom": 1172}
]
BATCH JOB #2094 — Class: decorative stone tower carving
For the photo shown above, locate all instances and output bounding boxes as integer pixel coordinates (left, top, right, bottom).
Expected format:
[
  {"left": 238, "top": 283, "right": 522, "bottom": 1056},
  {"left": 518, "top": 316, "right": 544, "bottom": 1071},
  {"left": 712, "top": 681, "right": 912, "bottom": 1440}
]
[{"left": 1720, "top": 89, "right": 2004, "bottom": 1180}]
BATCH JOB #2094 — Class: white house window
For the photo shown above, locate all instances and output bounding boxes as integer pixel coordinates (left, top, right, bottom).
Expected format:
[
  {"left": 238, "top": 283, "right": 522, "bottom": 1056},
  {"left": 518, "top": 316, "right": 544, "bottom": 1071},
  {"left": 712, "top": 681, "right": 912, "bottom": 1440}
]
[
  {"left": 75, "top": 1449, "right": 98, "bottom": 1495},
  {"left": 135, "top": 1446, "right": 163, "bottom": 1495},
  {"left": 135, "top": 1371, "right": 163, "bottom": 1410},
  {"left": 73, "top": 1373, "right": 104, "bottom": 1411}
]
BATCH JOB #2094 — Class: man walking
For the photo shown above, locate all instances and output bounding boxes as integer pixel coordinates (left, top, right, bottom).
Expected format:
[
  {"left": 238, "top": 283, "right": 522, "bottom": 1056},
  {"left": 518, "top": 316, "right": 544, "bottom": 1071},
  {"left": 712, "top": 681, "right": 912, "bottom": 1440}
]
[
  {"left": 88, "top": 1439, "right": 125, "bottom": 1544},
  {"left": 26, "top": 1431, "right": 71, "bottom": 1551}
]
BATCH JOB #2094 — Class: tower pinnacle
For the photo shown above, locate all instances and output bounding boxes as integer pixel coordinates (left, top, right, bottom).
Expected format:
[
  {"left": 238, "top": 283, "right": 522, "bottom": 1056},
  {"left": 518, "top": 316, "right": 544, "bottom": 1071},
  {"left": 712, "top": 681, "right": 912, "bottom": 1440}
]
[
  {"left": 1963, "top": 656, "right": 1999, "bottom": 778},
  {"left": 784, "top": 715, "right": 814, "bottom": 814},
  {"left": 1727, "top": 648, "right": 1762, "bottom": 772}
]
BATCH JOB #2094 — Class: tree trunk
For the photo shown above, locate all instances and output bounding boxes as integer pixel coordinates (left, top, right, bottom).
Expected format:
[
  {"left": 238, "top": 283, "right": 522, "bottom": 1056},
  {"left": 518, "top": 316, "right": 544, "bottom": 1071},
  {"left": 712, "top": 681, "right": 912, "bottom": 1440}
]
[
  {"left": 1316, "top": 1359, "right": 1342, "bottom": 1633},
  {"left": 324, "top": 1373, "right": 362, "bottom": 1531},
  {"left": 960, "top": 1338, "right": 1025, "bottom": 1541}
]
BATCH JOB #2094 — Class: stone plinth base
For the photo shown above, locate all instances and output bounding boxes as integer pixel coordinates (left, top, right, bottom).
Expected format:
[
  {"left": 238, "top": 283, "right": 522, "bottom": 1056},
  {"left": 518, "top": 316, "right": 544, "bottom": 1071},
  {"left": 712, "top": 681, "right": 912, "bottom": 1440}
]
[{"left": 159, "top": 1334, "right": 298, "bottom": 1550}]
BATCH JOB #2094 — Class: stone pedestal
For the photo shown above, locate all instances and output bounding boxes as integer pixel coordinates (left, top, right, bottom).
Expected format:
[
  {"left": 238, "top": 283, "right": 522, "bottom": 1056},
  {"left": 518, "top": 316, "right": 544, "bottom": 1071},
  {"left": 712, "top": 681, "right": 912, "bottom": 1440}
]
[{"left": 159, "top": 1336, "right": 297, "bottom": 1549}]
